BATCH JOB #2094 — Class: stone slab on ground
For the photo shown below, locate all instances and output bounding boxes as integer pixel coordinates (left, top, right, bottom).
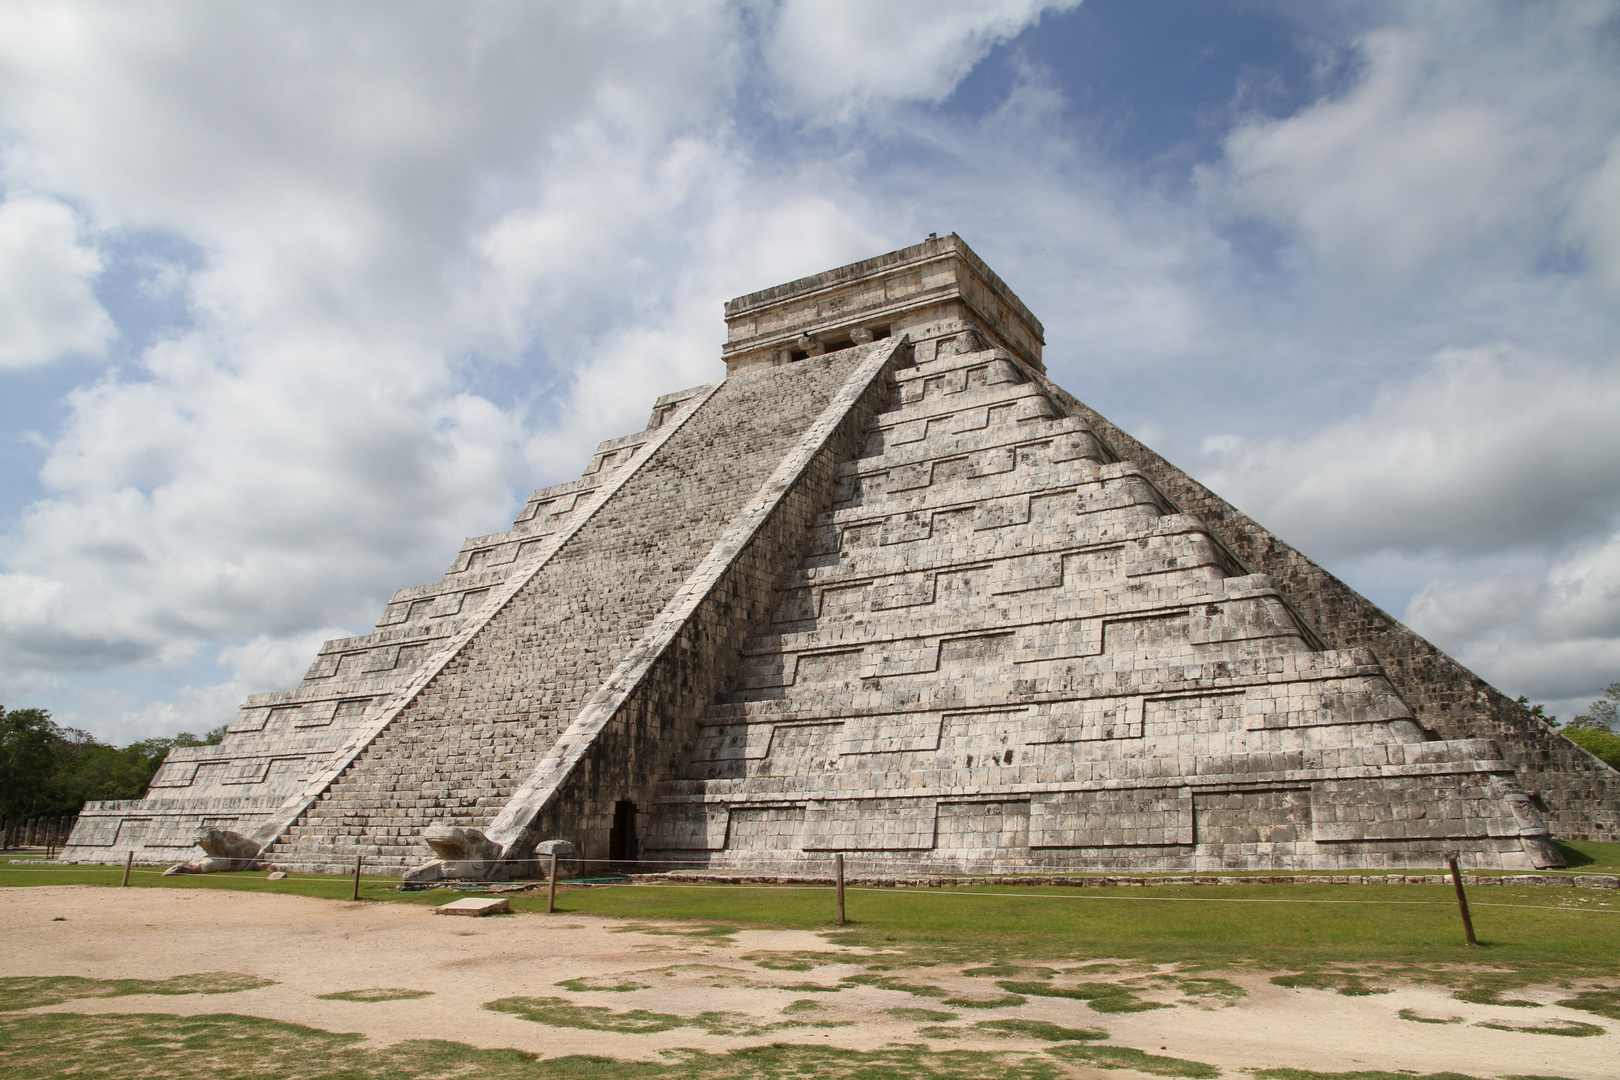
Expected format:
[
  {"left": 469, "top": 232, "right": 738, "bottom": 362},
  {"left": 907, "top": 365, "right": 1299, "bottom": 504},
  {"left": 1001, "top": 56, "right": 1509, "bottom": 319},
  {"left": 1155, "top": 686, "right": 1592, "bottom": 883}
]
[{"left": 434, "top": 896, "right": 510, "bottom": 916}]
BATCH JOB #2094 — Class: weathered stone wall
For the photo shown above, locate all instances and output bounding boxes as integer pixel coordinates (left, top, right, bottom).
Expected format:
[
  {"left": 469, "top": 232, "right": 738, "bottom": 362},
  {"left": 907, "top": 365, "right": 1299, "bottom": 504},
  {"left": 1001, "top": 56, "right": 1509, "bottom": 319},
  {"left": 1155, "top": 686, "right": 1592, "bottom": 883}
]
[
  {"left": 642, "top": 326, "right": 1559, "bottom": 871},
  {"left": 61, "top": 387, "right": 706, "bottom": 867},
  {"left": 266, "top": 345, "right": 881, "bottom": 872},
  {"left": 508, "top": 339, "right": 909, "bottom": 861},
  {"left": 1050, "top": 387, "right": 1620, "bottom": 842}
]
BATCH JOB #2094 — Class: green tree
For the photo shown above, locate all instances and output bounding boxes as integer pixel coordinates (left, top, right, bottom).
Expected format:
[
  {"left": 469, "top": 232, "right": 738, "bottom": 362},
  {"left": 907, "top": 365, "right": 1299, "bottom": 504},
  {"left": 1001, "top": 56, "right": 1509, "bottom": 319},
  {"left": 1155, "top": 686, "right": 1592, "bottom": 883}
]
[
  {"left": 1, "top": 707, "right": 229, "bottom": 817},
  {"left": 1565, "top": 683, "right": 1620, "bottom": 771},
  {"left": 1571, "top": 682, "right": 1619, "bottom": 732},
  {"left": 1516, "top": 695, "right": 1559, "bottom": 727},
  {"left": 0, "top": 707, "right": 63, "bottom": 818},
  {"left": 0, "top": 707, "right": 102, "bottom": 818}
]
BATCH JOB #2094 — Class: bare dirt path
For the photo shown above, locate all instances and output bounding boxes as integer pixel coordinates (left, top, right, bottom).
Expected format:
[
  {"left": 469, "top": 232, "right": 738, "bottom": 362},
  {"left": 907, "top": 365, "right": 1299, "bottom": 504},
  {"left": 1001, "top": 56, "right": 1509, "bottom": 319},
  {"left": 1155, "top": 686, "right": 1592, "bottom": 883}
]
[{"left": 2, "top": 886, "right": 1613, "bottom": 1077}]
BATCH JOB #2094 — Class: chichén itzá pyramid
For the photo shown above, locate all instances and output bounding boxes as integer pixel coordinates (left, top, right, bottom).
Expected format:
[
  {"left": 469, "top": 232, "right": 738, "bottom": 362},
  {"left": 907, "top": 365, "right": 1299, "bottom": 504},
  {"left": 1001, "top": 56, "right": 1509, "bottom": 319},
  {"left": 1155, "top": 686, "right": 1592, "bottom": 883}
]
[{"left": 64, "top": 234, "right": 1620, "bottom": 877}]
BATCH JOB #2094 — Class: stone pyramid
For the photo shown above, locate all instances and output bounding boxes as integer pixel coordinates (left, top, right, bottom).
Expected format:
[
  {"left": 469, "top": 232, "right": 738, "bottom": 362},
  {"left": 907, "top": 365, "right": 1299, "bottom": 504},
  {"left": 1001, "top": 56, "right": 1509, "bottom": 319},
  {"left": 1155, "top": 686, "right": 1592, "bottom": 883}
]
[{"left": 66, "top": 235, "right": 1618, "bottom": 875}]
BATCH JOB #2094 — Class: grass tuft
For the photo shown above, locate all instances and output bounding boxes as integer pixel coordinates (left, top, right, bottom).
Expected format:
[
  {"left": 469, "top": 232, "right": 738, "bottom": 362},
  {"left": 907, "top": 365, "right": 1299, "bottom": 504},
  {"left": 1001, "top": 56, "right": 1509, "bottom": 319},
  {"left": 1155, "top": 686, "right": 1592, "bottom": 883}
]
[
  {"left": 1270, "top": 973, "right": 1390, "bottom": 997},
  {"left": 1047, "top": 1043, "right": 1220, "bottom": 1077},
  {"left": 0, "top": 972, "right": 273, "bottom": 1011},
  {"left": 486, "top": 994, "right": 691, "bottom": 1034},
  {"left": 1553, "top": 987, "right": 1620, "bottom": 1020},
  {"left": 887, "top": 1007, "right": 958, "bottom": 1022},
  {"left": 941, "top": 992, "right": 1027, "bottom": 1009},
  {"left": 314, "top": 987, "right": 432, "bottom": 1002},
  {"left": 961, "top": 963, "right": 1054, "bottom": 979},
  {"left": 972, "top": 1018, "right": 1107, "bottom": 1042},
  {"left": 997, "top": 979, "right": 1169, "bottom": 1013},
  {"left": 1451, "top": 987, "right": 1541, "bottom": 1007},
  {"left": 1174, "top": 977, "right": 1246, "bottom": 1006},
  {"left": 779, "top": 998, "right": 825, "bottom": 1015},
  {"left": 483, "top": 995, "right": 851, "bottom": 1037},
  {"left": 1397, "top": 1008, "right": 1462, "bottom": 1024},
  {"left": 1473, "top": 1018, "right": 1606, "bottom": 1037},
  {"left": 555, "top": 976, "right": 652, "bottom": 993}
]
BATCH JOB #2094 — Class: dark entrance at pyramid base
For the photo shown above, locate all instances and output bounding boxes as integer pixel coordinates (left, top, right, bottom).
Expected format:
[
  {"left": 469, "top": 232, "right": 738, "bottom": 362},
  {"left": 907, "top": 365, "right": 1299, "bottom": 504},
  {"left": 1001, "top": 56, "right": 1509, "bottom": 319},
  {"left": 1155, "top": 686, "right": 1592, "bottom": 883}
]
[{"left": 609, "top": 800, "right": 638, "bottom": 864}]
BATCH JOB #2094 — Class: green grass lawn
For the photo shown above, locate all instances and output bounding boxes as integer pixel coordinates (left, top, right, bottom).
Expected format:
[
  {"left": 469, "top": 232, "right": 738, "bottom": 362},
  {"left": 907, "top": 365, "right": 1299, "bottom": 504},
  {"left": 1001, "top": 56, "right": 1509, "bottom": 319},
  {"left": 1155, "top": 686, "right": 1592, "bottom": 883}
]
[
  {"left": 544, "top": 878, "right": 1620, "bottom": 978},
  {"left": 1555, "top": 838, "right": 1620, "bottom": 871},
  {"left": 7, "top": 856, "right": 1617, "bottom": 989}
]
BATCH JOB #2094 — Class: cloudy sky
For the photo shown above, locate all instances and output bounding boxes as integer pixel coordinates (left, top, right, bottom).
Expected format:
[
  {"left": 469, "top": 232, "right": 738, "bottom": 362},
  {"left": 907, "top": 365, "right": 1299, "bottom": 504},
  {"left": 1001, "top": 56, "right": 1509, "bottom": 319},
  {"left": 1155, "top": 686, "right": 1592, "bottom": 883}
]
[{"left": 2, "top": 0, "right": 1617, "bottom": 743}]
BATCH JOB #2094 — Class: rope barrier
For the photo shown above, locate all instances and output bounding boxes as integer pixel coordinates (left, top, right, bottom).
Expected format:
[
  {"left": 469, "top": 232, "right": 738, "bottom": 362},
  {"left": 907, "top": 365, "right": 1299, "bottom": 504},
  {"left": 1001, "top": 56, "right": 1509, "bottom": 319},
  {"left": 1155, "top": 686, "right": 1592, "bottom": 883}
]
[
  {"left": 6, "top": 858, "right": 1618, "bottom": 882},
  {"left": 4, "top": 863, "right": 1614, "bottom": 915},
  {"left": 34, "top": 847, "right": 1620, "bottom": 874}
]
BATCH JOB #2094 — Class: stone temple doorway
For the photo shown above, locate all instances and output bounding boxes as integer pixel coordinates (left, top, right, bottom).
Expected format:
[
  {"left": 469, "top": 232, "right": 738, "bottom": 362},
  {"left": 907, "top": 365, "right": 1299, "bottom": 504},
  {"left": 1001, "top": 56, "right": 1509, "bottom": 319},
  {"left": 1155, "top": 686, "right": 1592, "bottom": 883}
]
[{"left": 609, "top": 800, "right": 638, "bottom": 864}]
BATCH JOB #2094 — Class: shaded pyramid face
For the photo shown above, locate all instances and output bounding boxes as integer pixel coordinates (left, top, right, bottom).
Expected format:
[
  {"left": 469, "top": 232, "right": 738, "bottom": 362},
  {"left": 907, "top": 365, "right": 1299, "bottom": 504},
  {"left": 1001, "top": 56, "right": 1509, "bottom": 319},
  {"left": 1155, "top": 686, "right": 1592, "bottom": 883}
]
[
  {"left": 644, "top": 332, "right": 1558, "bottom": 871},
  {"left": 64, "top": 234, "right": 1608, "bottom": 874}
]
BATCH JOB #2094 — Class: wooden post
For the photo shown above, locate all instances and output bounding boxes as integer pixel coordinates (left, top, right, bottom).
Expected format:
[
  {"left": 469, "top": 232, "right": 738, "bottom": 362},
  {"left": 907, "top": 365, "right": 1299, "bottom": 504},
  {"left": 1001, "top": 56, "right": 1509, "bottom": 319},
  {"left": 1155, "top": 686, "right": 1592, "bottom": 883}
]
[
  {"left": 121, "top": 850, "right": 133, "bottom": 887},
  {"left": 1447, "top": 855, "right": 1478, "bottom": 947},
  {"left": 351, "top": 854, "right": 363, "bottom": 901},
  {"left": 835, "top": 853, "right": 846, "bottom": 926},
  {"left": 547, "top": 852, "right": 559, "bottom": 914}
]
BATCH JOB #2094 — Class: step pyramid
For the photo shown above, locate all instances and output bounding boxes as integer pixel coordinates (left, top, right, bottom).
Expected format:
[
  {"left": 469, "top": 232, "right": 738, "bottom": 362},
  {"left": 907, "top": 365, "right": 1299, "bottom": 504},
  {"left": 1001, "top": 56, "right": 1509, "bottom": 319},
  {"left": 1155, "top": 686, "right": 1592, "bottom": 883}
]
[{"left": 65, "top": 234, "right": 1617, "bottom": 873}]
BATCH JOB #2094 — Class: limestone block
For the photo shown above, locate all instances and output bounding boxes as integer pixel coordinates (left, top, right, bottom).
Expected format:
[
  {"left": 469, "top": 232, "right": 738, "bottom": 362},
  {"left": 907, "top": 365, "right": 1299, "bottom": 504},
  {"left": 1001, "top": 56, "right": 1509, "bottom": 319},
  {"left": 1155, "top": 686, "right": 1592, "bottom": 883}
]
[
  {"left": 803, "top": 799, "right": 937, "bottom": 850},
  {"left": 1030, "top": 788, "right": 1193, "bottom": 848},
  {"left": 435, "top": 897, "right": 510, "bottom": 916},
  {"left": 645, "top": 805, "right": 726, "bottom": 851}
]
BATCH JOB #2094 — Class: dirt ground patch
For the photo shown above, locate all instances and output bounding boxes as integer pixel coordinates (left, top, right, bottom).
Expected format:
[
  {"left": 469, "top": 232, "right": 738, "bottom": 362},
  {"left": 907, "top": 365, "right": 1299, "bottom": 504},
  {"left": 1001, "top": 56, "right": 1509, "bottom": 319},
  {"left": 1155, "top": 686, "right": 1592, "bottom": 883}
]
[{"left": 2, "top": 886, "right": 1614, "bottom": 1078}]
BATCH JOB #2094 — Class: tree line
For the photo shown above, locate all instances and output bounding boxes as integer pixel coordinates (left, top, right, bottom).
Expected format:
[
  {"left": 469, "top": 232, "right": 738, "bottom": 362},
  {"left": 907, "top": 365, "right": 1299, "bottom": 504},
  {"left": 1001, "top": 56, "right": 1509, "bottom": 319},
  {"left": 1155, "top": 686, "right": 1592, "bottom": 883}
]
[
  {"left": 1522, "top": 682, "right": 1620, "bottom": 771},
  {"left": 0, "top": 705, "right": 224, "bottom": 820}
]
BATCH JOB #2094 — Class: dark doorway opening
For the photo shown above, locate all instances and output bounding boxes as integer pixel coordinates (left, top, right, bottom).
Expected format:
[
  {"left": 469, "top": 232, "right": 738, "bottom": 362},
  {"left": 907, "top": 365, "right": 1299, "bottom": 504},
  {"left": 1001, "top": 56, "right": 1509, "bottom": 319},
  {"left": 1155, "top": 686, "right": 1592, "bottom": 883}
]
[{"left": 609, "top": 800, "right": 638, "bottom": 863}]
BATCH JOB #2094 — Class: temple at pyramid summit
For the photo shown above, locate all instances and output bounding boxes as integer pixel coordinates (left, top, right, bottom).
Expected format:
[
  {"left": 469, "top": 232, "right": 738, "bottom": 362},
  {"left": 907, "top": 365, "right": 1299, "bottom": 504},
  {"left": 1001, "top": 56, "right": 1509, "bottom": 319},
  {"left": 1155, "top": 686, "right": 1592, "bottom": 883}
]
[{"left": 65, "top": 234, "right": 1620, "bottom": 876}]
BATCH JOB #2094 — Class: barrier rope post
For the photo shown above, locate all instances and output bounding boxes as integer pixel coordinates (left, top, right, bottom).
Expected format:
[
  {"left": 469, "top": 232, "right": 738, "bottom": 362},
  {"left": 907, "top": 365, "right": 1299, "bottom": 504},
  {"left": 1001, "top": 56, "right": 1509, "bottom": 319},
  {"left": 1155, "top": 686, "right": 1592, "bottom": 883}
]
[
  {"left": 547, "top": 852, "right": 559, "bottom": 914},
  {"left": 835, "top": 853, "right": 846, "bottom": 925},
  {"left": 351, "top": 855, "right": 363, "bottom": 901},
  {"left": 121, "top": 850, "right": 133, "bottom": 887},
  {"left": 1447, "top": 854, "right": 1478, "bottom": 946}
]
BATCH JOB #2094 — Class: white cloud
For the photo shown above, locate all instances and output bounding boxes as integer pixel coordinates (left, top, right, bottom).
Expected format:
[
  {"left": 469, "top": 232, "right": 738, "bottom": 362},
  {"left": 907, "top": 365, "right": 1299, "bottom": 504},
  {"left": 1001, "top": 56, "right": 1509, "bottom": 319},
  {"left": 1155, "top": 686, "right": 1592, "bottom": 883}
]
[
  {"left": 0, "top": 326, "right": 521, "bottom": 669},
  {"left": 1407, "top": 529, "right": 1620, "bottom": 712},
  {"left": 764, "top": 0, "right": 1080, "bottom": 115},
  {"left": 1209, "top": 6, "right": 1620, "bottom": 280},
  {"left": 0, "top": 3, "right": 750, "bottom": 694},
  {"left": 1568, "top": 133, "right": 1620, "bottom": 302},
  {"left": 0, "top": 195, "right": 114, "bottom": 367},
  {"left": 1197, "top": 345, "right": 1620, "bottom": 559}
]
